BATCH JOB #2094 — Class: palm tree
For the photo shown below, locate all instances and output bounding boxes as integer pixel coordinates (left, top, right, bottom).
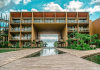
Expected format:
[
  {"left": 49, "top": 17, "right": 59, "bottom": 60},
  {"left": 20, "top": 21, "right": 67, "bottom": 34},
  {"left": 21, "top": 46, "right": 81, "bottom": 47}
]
[
  {"left": 54, "top": 41, "right": 58, "bottom": 47},
  {"left": 43, "top": 42, "right": 48, "bottom": 47}
]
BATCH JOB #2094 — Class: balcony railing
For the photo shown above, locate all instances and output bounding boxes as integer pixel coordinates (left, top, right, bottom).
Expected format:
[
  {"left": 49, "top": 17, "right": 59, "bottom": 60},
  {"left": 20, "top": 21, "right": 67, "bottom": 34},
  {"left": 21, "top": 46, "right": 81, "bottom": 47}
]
[
  {"left": 78, "top": 20, "right": 88, "bottom": 23},
  {"left": 10, "top": 28, "right": 20, "bottom": 31},
  {"left": 11, "top": 20, "right": 21, "bottom": 23},
  {"left": 34, "top": 20, "right": 43, "bottom": 23},
  {"left": 21, "top": 37, "right": 31, "bottom": 40},
  {"left": 21, "top": 28, "right": 31, "bottom": 31},
  {"left": 56, "top": 20, "right": 66, "bottom": 23},
  {"left": 68, "top": 28, "right": 78, "bottom": 31},
  {"left": 44, "top": 20, "right": 55, "bottom": 23},
  {"left": 22, "top": 20, "right": 32, "bottom": 23},
  {"left": 67, "top": 20, "right": 77, "bottom": 23},
  {"left": 10, "top": 36, "right": 20, "bottom": 40},
  {"left": 79, "top": 28, "right": 89, "bottom": 31}
]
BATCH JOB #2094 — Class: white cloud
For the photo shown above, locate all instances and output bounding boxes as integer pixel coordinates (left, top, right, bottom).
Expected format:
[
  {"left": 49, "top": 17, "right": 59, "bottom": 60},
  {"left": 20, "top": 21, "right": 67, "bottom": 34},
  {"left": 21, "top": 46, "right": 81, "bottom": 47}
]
[
  {"left": 43, "top": 2, "right": 67, "bottom": 12},
  {"left": 43, "top": 1, "right": 100, "bottom": 14},
  {"left": 66, "top": 1, "right": 84, "bottom": 11},
  {"left": 0, "top": 0, "right": 31, "bottom": 9},
  {"left": 10, "top": 9, "right": 17, "bottom": 12},
  {"left": 0, "top": 0, "right": 11, "bottom": 8},
  {"left": 31, "top": 8, "right": 38, "bottom": 12},
  {"left": 23, "top": 0, "right": 31, "bottom": 5},
  {"left": 12, "top": 0, "right": 22, "bottom": 5},
  {"left": 21, "top": 9, "right": 29, "bottom": 12},
  {"left": 43, "top": 1, "right": 84, "bottom": 12},
  {"left": 86, "top": 5, "right": 100, "bottom": 14},
  {"left": 90, "top": 0, "right": 100, "bottom": 4}
]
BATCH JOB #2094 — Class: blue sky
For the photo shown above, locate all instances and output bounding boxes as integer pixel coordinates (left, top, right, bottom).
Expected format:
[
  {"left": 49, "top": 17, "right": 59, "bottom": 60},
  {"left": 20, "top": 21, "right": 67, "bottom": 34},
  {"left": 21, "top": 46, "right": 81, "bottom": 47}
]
[
  {"left": 0, "top": 0, "right": 100, "bottom": 47},
  {"left": 0, "top": 0, "right": 100, "bottom": 21}
]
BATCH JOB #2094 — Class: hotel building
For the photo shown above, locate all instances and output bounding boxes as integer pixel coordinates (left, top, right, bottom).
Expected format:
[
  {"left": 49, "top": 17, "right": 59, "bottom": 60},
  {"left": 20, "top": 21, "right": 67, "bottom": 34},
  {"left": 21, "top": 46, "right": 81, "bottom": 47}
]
[{"left": 8, "top": 12, "right": 92, "bottom": 47}]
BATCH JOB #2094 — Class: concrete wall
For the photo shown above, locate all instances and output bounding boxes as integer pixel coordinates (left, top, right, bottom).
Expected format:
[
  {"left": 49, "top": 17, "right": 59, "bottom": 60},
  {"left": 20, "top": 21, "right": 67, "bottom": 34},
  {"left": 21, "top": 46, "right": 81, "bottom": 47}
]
[{"left": 92, "top": 18, "right": 100, "bottom": 39}]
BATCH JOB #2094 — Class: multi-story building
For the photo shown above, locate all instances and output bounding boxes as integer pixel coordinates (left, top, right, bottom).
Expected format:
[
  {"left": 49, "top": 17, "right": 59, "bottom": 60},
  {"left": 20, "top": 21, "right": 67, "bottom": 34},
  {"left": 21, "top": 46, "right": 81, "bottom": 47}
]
[
  {"left": 8, "top": 12, "right": 92, "bottom": 47},
  {"left": 92, "top": 18, "right": 100, "bottom": 39}
]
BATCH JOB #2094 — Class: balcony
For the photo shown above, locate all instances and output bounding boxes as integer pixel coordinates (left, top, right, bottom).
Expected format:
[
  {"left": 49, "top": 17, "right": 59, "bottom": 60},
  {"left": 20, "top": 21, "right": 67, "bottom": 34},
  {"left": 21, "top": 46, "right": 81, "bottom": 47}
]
[
  {"left": 21, "top": 28, "right": 31, "bottom": 31},
  {"left": 21, "top": 37, "right": 31, "bottom": 40},
  {"left": 67, "top": 20, "right": 77, "bottom": 23},
  {"left": 79, "top": 28, "right": 89, "bottom": 31},
  {"left": 22, "top": 20, "right": 32, "bottom": 23},
  {"left": 11, "top": 20, "right": 21, "bottom": 23},
  {"left": 56, "top": 19, "right": 66, "bottom": 23},
  {"left": 78, "top": 20, "right": 88, "bottom": 23},
  {"left": 10, "top": 36, "right": 20, "bottom": 40},
  {"left": 10, "top": 28, "right": 20, "bottom": 31},
  {"left": 68, "top": 28, "right": 78, "bottom": 31},
  {"left": 44, "top": 19, "right": 55, "bottom": 23},
  {"left": 34, "top": 19, "right": 43, "bottom": 23}
]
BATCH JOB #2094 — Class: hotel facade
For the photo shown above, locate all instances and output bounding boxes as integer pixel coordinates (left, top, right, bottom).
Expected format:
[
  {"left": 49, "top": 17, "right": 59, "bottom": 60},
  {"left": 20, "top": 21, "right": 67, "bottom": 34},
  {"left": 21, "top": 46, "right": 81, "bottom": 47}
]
[{"left": 8, "top": 12, "right": 93, "bottom": 47}]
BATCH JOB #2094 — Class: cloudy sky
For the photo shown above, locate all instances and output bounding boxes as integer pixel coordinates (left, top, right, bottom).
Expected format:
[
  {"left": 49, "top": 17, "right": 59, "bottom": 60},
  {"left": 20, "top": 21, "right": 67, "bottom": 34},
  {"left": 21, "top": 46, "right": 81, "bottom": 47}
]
[
  {"left": 40, "top": 34, "right": 58, "bottom": 47},
  {"left": 0, "top": 0, "right": 100, "bottom": 47},
  {"left": 0, "top": 0, "right": 100, "bottom": 21}
]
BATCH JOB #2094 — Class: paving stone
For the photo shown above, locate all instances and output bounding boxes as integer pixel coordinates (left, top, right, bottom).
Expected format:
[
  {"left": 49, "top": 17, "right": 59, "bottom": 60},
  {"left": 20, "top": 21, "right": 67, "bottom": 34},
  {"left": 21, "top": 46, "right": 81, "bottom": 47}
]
[{"left": 0, "top": 48, "right": 43, "bottom": 66}]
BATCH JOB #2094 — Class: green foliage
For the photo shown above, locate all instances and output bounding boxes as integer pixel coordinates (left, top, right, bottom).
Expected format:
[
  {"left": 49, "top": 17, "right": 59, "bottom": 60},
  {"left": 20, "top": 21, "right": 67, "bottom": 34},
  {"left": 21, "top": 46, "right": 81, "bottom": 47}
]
[
  {"left": 15, "top": 42, "right": 20, "bottom": 48},
  {"left": 66, "top": 31, "right": 99, "bottom": 50},
  {"left": 54, "top": 41, "right": 58, "bottom": 47},
  {"left": 30, "top": 41, "right": 36, "bottom": 44},
  {"left": 40, "top": 41, "right": 43, "bottom": 48}
]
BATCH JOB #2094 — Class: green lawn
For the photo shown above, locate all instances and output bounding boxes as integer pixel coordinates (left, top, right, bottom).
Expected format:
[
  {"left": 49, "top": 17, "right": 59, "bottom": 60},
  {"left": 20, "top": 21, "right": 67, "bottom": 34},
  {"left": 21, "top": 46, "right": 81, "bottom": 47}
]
[
  {"left": 0, "top": 49, "right": 18, "bottom": 53},
  {"left": 0, "top": 48, "right": 25, "bottom": 53}
]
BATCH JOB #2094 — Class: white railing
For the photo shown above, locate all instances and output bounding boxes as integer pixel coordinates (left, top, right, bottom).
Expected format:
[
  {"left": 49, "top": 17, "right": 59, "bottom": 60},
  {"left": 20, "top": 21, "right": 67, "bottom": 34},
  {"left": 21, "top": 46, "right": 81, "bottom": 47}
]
[
  {"left": 10, "top": 28, "right": 20, "bottom": 31},
  {"left": 21, "top": 37, "right": 31, "bottom": 40},
  {"left": 78, "top": 20, "right": 88, "bottom": 23},
  {"left": 56, "top": 20, "right": 66, "bottom": 23},
  {"left": 44, "top": 20, "right": 55, "bottom": 23},
  {"left": 34, "top": 20, "right": 43, "bottom": 23},
  {"left": 21, "top": 28, "right": 31, "bottom": 31},
  {"left": 68, "top": 28, "right": 78, "bottom": 31},
  {"left": 11, "top": 36, "right": 20, "bottom": 40},
  {"left": 67, "top": 20, "right": 77, "bottom": 23},
  {"left": 11, "top": 20, "right": 21, "bottom": 23},
  {"left": 22, "top": 20, "right": 32, "bottom": 23},
  {"left": 79, "top": 28, "right": 89, "bottom": 31}
]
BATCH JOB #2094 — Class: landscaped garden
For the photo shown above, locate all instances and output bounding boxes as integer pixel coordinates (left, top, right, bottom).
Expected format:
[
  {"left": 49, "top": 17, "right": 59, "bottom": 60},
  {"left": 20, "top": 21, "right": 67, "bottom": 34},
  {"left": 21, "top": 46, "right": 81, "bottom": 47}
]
[
  {"left": 54, "top": 31, "right": 100, "bottom": 50},
  {"left": 66, "top": 31, "right": 100, "bottom": 50}
]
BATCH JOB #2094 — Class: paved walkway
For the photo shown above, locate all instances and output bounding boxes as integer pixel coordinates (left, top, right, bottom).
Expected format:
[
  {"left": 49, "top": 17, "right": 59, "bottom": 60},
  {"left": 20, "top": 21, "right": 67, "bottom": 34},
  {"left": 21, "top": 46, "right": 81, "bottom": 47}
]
[
  {"left": 0, "top": 48, "right": 100, "bottom": 70},
  {"left": 0, "top": 48, "right": 43, "bottom": 67},
  {"left": 0, "top": 53, "right": 100, "bottom": 70},
  {"left": 56, "top": 48, "right": 100, "bottom": 58}
]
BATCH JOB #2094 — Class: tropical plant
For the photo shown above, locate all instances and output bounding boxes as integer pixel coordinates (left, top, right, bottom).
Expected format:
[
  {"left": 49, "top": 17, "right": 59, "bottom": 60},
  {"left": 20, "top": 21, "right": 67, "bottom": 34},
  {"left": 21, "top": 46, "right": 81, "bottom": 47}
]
[
  {"left": 66, "top": 31, "right": 98, "bottom": 50},
  {"left": 40, "top": 40, "right": 43, "bottom": 48},
  {"left": 30, "top": 41, "right": 36, "bottom": 48},
  {"left": 54, "top": 41, "right": 58, "bottom": 47},
  {"left": 43, "top": 42, "right": 48, "bottom": 47}
]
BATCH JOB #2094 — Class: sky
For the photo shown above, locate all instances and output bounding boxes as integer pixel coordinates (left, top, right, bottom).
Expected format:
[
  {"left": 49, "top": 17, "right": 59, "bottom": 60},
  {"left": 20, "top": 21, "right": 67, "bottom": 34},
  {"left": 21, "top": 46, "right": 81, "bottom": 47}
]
[
  {"left": 0, "top": 0, "right": 100, "bottom": 47},
  {"left": 40, "top": 34, "right": 58, "bottom": 47},
  {"left": 0, "top": 0, "right": 100, "bottom": 21}
]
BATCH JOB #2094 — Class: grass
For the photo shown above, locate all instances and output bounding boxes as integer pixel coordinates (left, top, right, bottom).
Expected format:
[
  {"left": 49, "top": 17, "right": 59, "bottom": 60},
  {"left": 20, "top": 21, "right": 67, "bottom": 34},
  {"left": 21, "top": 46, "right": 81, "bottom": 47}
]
[
  {"left": 0, "top": 49, "right": 18, "bottom": 53},
  {"left": 0, "top": 48, "right": 25, "bottom": 53}
]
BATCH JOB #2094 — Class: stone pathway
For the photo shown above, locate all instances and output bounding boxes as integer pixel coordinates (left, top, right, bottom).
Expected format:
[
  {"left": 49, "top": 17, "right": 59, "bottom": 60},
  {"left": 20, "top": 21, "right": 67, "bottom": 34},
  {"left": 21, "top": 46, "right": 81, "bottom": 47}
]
[
  {"left": 0, "top": 48, "right": 43, "bottom": 67},
  {"left": 0, "top": 48, "right": 100, "bottom": 70},
  {"left": 0, "top": 53, "right": 100, "bottom": 70},
  {"left": 56, "top": 48, "right": 100, "bottom": 58}
]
